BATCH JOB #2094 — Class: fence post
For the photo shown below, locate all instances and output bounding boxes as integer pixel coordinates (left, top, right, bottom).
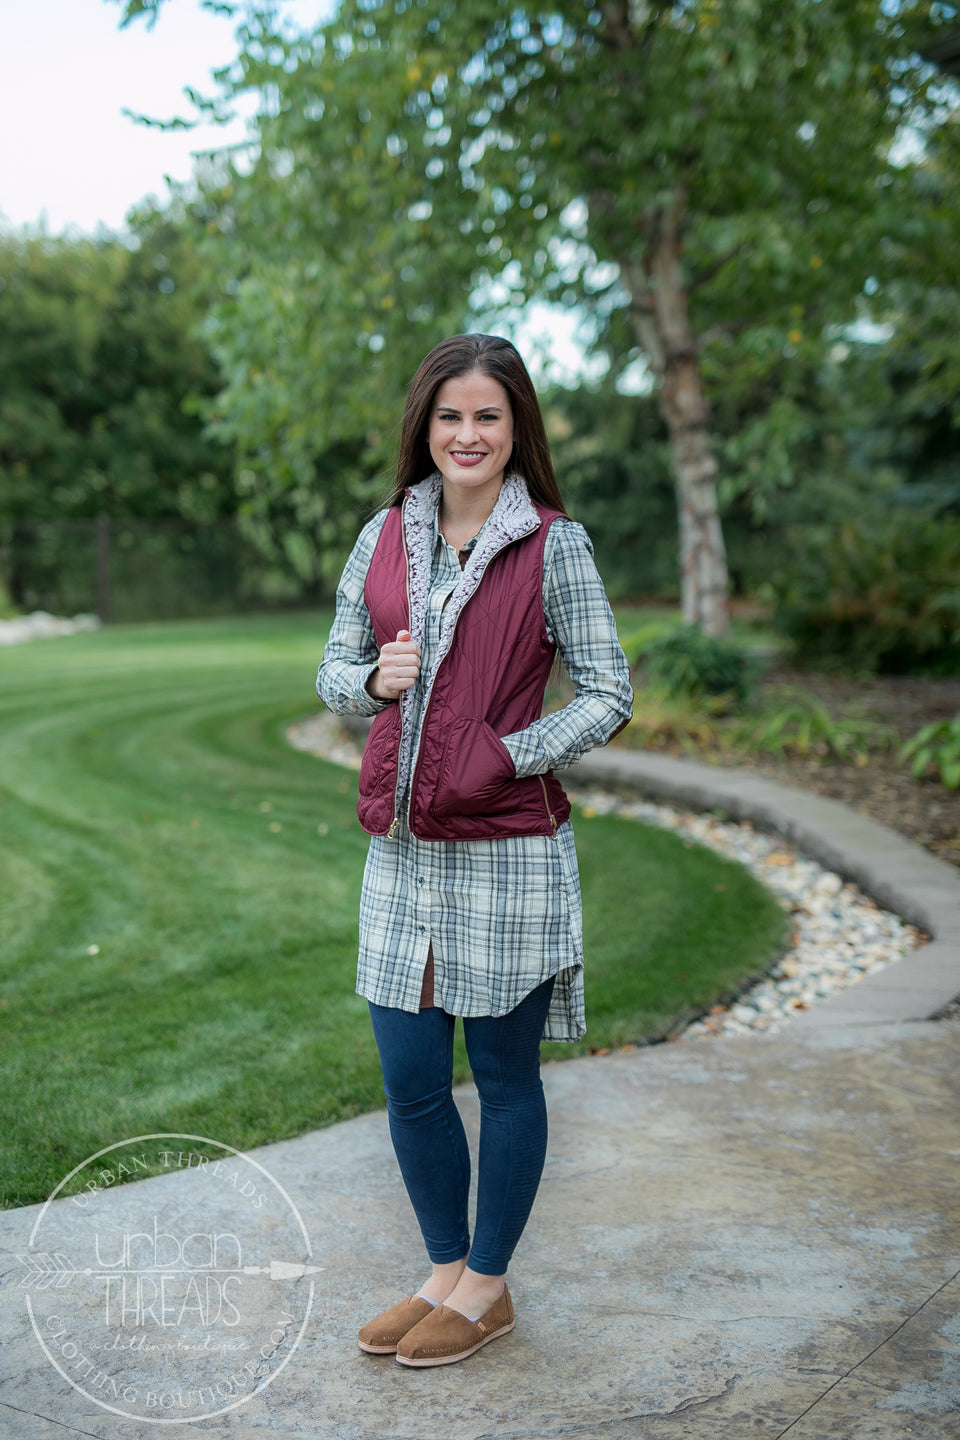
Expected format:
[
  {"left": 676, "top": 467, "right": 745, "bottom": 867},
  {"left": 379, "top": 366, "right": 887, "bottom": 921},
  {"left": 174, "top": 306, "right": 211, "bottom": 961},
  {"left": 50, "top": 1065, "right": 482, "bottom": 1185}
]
[{"left": 96, "top": 514, "right": 111, "bottom": 623}]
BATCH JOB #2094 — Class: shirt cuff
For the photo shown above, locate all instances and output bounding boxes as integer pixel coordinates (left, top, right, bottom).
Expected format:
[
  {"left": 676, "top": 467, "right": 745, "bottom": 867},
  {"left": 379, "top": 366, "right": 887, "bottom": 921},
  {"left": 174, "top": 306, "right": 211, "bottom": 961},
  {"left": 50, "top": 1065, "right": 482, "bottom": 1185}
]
[
  {"left": 318, "top": 662, "right": 393, "bottom": 717},
  {"left": 500, "top": 730, "right": 549, "bottom": 778}
]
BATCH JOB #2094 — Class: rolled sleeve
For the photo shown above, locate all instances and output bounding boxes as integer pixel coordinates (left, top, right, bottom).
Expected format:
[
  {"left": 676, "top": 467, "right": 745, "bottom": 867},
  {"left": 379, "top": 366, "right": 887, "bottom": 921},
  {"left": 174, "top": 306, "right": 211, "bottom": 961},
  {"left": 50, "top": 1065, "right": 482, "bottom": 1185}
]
[
  {"left": 317, "top": 512, "right": 393, "bottom": 717},
  {"left": 500, "top": 520, "right": 633, "bottom": 777}
]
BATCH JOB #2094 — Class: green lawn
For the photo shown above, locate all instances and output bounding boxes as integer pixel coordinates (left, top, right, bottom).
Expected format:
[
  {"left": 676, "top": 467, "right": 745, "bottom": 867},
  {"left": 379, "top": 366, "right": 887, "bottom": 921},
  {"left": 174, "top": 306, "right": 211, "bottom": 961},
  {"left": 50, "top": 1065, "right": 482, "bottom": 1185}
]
[{"left": 0, "top": 614, "right": 786, "bottom": 1206}]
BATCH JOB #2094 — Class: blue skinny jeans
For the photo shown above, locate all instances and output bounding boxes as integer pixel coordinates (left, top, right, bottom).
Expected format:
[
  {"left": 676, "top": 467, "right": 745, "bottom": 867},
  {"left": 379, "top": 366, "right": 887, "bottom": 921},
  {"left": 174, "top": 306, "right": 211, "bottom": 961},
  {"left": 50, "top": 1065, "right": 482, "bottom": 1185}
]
[{"left": 367, "top": 975, "right": 556, "bottom": 1277}]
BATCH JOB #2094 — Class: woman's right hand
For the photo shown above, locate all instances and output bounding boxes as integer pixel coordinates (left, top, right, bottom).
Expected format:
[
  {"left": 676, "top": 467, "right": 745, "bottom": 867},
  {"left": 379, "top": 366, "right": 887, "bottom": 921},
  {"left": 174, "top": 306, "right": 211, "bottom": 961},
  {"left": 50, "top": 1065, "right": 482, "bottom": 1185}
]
[{"left": 367, "top": 630, "right": 421, "bottom": 701}]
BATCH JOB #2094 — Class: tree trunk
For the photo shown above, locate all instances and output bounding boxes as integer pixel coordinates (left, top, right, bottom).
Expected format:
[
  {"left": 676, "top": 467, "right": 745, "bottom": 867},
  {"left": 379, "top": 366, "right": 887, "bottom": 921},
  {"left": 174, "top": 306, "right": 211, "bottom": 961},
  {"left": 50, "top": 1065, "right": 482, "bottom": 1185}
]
[
  {"left": 9, "top": 520, "right": 29, "bottom": 611},
  {"left": 619, "top": 194, "right": 730, "bottom": 636}
]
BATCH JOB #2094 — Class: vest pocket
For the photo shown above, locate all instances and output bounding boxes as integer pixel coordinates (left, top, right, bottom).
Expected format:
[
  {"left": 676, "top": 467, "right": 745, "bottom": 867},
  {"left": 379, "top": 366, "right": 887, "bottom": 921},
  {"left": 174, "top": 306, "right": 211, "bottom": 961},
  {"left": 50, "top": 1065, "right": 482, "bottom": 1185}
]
[{"left": 431, "top": 717, "right": 516, "bottom": 819}]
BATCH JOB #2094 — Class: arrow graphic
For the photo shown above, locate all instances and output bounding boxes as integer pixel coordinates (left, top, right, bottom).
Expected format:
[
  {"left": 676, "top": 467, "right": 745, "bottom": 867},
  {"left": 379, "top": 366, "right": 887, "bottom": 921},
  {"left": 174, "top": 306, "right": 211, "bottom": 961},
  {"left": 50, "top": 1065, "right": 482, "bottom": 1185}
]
[
  {"left": 17, "top": 1253, "right": 78, "bottom": 1290},
  {"left": 18, "top": 1254, "right": 323, "bottom": 1289}
]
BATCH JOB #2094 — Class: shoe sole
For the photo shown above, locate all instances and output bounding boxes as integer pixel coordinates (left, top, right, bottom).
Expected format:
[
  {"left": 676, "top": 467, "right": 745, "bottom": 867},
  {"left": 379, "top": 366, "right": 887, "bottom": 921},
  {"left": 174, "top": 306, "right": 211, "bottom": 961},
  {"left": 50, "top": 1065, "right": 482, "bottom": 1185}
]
[
  {"left": 358, "top": 1339, "right": 400, "bottom": 1354},
  {"left": 394, "top": 1318, "right": 515, "bottom": 1368}
]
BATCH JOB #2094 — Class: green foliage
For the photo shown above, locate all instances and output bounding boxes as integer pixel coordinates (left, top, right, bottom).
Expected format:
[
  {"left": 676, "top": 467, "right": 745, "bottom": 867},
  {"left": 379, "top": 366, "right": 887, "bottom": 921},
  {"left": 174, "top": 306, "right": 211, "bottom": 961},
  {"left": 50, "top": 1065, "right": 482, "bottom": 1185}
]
[
  {"left": 168, "top": 0, "right": 958, "bottom": 607},
  {"left": 0, "top": 210, "right": 238, "bottom": 610},
  {"left": 617, "top": 622, "right": 677, "bottom": 669},
  {"left": 547, "top": 386, "right": 677, "bottom": 598},
  {"left": 640, "top": 625, "right": 759, "bottom": 704},
  {"left": 620, "top": 686, "right": 732, "bottom": 754},
  {"left": 899, "top": 715, "right": 960, "bottom": 790},
  {"left": 0, "top": 213, "right": 232, "bottom": 526},
  {"left": 732, "top": 688, "right": 897, "bottom": 764},
  {"left": 0, "top": 577, "right": 15, "bottom": 618},
  {"left": 7, "top": 516, "right": 271, "bottom": 623},
  {"left": 870, "top": 107, "right": 960, "bottom": 518},
  {"left": 621, "top": 677, "right": 898, "bottom": 765},
  {"left": 773, "top": 513, "right": 960, "bottom": 673}
]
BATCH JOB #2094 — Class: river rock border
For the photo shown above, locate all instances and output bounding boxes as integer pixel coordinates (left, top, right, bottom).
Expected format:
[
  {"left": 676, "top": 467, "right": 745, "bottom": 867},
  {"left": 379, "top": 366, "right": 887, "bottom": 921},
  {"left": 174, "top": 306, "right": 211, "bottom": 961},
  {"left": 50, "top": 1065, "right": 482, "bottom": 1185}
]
[
  {"left": 289, "top": 714, "right": 955, "bottom": 1038},
  {"left": 565, "top": 785, "right": 922, "bottom": 1040},
  {"left": 567, "top": 747, "right": 960, "bottom": 1032},
  {"left": 0, "top": 611, "right": 100, "bottom": 645}
]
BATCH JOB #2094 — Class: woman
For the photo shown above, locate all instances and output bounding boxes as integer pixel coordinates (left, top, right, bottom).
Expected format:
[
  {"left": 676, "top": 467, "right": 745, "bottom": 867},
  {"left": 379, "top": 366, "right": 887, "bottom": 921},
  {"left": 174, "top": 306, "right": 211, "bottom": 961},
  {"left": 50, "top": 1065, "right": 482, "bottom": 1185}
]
[{"left": 317, "top": 333, "right": 632, "bottom": 1368}]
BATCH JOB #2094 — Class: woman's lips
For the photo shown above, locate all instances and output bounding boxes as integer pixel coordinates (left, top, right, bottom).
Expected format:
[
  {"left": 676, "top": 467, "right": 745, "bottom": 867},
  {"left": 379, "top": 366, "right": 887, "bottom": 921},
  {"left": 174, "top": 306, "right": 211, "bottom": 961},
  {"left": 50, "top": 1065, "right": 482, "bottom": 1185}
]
[{"left": 450, "top": 451, "right": 487, "bottom": 467}]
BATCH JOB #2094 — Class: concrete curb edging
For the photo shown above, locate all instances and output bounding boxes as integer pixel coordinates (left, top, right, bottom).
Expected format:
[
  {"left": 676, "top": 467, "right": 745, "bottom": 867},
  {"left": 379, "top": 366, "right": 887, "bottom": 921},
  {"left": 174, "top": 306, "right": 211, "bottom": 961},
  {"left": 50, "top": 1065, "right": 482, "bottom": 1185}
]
[{"left": 564, "top": 748, "right": 960, "bottom": 1030}]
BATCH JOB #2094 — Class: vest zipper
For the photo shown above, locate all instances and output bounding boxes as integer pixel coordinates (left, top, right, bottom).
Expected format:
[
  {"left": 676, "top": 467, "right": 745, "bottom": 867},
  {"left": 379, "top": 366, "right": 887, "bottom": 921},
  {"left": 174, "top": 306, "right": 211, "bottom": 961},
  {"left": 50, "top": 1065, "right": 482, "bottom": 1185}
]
[
  {"left": 387, "top": 496, "right": 414, "bottom": 840},
  {"left": 538, "top": 776, "right": 558, "bottom": 837}
]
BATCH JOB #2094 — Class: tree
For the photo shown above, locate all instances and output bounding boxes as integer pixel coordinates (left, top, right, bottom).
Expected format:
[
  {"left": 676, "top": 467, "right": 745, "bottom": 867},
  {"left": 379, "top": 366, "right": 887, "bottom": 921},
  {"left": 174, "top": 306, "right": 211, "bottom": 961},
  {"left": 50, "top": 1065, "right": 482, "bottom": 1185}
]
[
  {"left": 872, "top": 93, "right": 960, "bottom": 516},
  {"left": 0, "top": 209, "right": 236, "bottom": 609},
  {"left": 117, "top": 0, "right": 957, "bottom": 629},
  {"left": 0, "top": 213, "right": 233, "bottom": 525},
  {"left": 544, "top": 383, "right": 677, "bottom": 598}
]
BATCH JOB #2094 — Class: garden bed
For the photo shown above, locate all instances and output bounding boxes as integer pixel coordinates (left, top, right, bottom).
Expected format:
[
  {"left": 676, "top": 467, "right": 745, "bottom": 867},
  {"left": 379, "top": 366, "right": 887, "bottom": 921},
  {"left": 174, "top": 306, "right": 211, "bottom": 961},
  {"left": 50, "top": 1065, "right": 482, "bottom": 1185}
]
[
  {"left": 613, "top": 664, "right": 960, "bottom": 871},
  {"left": 711, "top": 668, "right": 960, "bottom": 870}
]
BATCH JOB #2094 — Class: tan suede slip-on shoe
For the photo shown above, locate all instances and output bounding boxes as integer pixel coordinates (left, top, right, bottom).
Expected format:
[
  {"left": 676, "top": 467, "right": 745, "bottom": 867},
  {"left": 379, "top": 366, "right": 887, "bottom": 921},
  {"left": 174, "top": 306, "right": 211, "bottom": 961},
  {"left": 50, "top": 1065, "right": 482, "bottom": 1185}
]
[
  {"left": 358, "top": 1295, "right": 436, "bottom": 1354},
  {"left": 394, "top": 1286, "right": 515, "bottom": 1368}
]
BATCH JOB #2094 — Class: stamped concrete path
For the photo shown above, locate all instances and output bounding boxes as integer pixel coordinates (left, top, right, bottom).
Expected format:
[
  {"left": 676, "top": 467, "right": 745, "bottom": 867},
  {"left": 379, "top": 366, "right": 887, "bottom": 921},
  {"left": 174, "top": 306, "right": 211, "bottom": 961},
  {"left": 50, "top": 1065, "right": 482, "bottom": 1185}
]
[{"left": 1, "top": 753, "right": 958, "bottom": 1440}]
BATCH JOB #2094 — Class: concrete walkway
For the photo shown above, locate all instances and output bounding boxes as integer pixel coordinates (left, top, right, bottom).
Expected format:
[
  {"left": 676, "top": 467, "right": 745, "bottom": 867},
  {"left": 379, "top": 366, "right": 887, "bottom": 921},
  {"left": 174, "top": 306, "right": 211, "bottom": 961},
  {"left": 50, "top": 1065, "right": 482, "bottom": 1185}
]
[{"left": 2, "top": 754, "right": 958, "bottom": 1440}]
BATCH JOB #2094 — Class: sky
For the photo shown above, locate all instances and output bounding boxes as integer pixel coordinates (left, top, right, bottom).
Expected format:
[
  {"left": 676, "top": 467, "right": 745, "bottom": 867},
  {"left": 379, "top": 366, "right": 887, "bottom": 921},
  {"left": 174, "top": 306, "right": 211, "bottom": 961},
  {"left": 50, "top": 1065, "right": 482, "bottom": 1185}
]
[
  {"left": 0, "top": 0, "right": 334, "bottom": 235},
  {"left": 0, "top": 0, "right": 612, "bottom": 385}
]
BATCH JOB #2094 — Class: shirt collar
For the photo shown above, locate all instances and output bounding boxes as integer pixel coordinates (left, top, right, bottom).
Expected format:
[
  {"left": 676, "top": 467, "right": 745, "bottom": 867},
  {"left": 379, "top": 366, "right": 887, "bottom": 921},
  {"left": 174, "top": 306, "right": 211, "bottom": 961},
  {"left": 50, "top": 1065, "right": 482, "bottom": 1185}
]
[{"left": 432, "top": 508, "right": 484, "bottom": 555}]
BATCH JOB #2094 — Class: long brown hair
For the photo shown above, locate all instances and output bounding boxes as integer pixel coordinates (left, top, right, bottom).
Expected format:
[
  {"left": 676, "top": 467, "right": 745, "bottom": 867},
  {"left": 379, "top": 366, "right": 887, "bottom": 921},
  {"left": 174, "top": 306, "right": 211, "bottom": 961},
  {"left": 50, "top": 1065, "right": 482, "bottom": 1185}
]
[{"left": 384, "top": 334, "right": 568, "bottom": 513}]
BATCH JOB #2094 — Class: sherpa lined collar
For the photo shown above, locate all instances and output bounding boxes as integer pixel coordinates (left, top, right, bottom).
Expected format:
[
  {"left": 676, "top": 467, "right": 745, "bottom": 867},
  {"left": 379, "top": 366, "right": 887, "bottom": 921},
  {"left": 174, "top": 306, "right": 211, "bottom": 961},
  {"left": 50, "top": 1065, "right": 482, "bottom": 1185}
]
[{"left": 403, "top": 470, "right": 540, "bottom": 545}]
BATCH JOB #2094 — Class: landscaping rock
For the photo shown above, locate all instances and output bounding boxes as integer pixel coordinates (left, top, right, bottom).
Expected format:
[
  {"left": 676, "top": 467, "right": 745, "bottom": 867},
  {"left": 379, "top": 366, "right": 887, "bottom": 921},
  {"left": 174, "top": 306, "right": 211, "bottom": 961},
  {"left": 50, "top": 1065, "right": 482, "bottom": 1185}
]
[
  {"left": 0, "top": 611, "right": 101, "bottom": 645},
  {"left": 567, "top": 786, "right": 924, "bottom": 1041}
]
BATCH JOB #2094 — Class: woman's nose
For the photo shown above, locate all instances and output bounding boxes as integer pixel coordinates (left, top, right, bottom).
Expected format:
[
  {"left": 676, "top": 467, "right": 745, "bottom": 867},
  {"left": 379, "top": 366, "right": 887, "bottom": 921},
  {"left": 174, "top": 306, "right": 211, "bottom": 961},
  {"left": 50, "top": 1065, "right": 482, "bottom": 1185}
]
[{"left": 456, "top": 417, "right": 479, "bottom": 445}]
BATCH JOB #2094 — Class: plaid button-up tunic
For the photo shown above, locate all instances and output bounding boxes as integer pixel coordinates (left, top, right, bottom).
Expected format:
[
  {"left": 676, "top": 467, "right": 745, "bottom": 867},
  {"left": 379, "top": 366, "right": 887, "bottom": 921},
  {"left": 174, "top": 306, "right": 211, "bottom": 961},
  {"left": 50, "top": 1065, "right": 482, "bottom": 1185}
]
[{"left": 317, "top": 480, "right": 632, "bottom": 1042}]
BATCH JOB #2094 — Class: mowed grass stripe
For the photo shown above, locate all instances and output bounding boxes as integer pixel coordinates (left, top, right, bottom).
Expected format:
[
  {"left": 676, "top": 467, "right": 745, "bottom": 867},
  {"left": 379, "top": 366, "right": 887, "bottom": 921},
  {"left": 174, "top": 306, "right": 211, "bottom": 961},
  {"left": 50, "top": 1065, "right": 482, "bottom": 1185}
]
[{"left": 0, "top": 615, "right": 786, "bottom": 1205}]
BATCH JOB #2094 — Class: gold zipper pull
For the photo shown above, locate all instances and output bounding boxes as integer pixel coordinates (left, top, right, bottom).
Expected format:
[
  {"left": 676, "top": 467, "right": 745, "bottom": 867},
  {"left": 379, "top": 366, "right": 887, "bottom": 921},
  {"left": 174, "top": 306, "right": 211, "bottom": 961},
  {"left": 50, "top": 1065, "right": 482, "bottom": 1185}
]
[
  {"left": 387, "top": 816, "right": 400, "bottom": 839},
  {"left": 538, "top": 777, "right": 558, "bottom": 836}
]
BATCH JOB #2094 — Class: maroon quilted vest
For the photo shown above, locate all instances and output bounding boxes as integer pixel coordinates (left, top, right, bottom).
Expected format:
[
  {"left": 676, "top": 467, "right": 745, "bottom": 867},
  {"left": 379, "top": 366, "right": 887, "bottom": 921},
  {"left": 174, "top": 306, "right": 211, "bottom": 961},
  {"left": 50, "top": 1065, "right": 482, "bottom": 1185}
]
[{"left": 358, "top": 497, "right": 572, "bottom": 841}]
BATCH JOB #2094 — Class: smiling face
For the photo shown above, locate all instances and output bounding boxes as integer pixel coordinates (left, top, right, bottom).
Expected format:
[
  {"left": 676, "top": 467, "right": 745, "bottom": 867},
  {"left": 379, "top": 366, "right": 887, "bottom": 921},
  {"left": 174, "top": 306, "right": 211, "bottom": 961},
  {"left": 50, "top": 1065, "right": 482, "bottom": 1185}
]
[{"left": 427, "top": 371, "right": 515, "bottom": 506}]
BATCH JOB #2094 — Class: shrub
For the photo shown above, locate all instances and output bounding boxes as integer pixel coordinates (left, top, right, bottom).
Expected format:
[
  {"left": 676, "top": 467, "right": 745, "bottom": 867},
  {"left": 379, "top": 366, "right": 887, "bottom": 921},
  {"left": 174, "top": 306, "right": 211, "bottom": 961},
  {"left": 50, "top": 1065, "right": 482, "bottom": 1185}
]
[
  {"left": 640, "top": 625, "right": 758, "bottom": 705},
  {"left": 772, "top": 514, "right": 960, "bottom": 674},
  {"left": 620, "top": 686, "right": 731, "bottom": 752},
  {"left": 732, "top": 687, "right": 897, "bottom": 764},
  {"left": 899, "top": 715, "right": 960, "bottom": 790},
  {"left": 617, "top": 621, "right": 675, "bottom": 669}
]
